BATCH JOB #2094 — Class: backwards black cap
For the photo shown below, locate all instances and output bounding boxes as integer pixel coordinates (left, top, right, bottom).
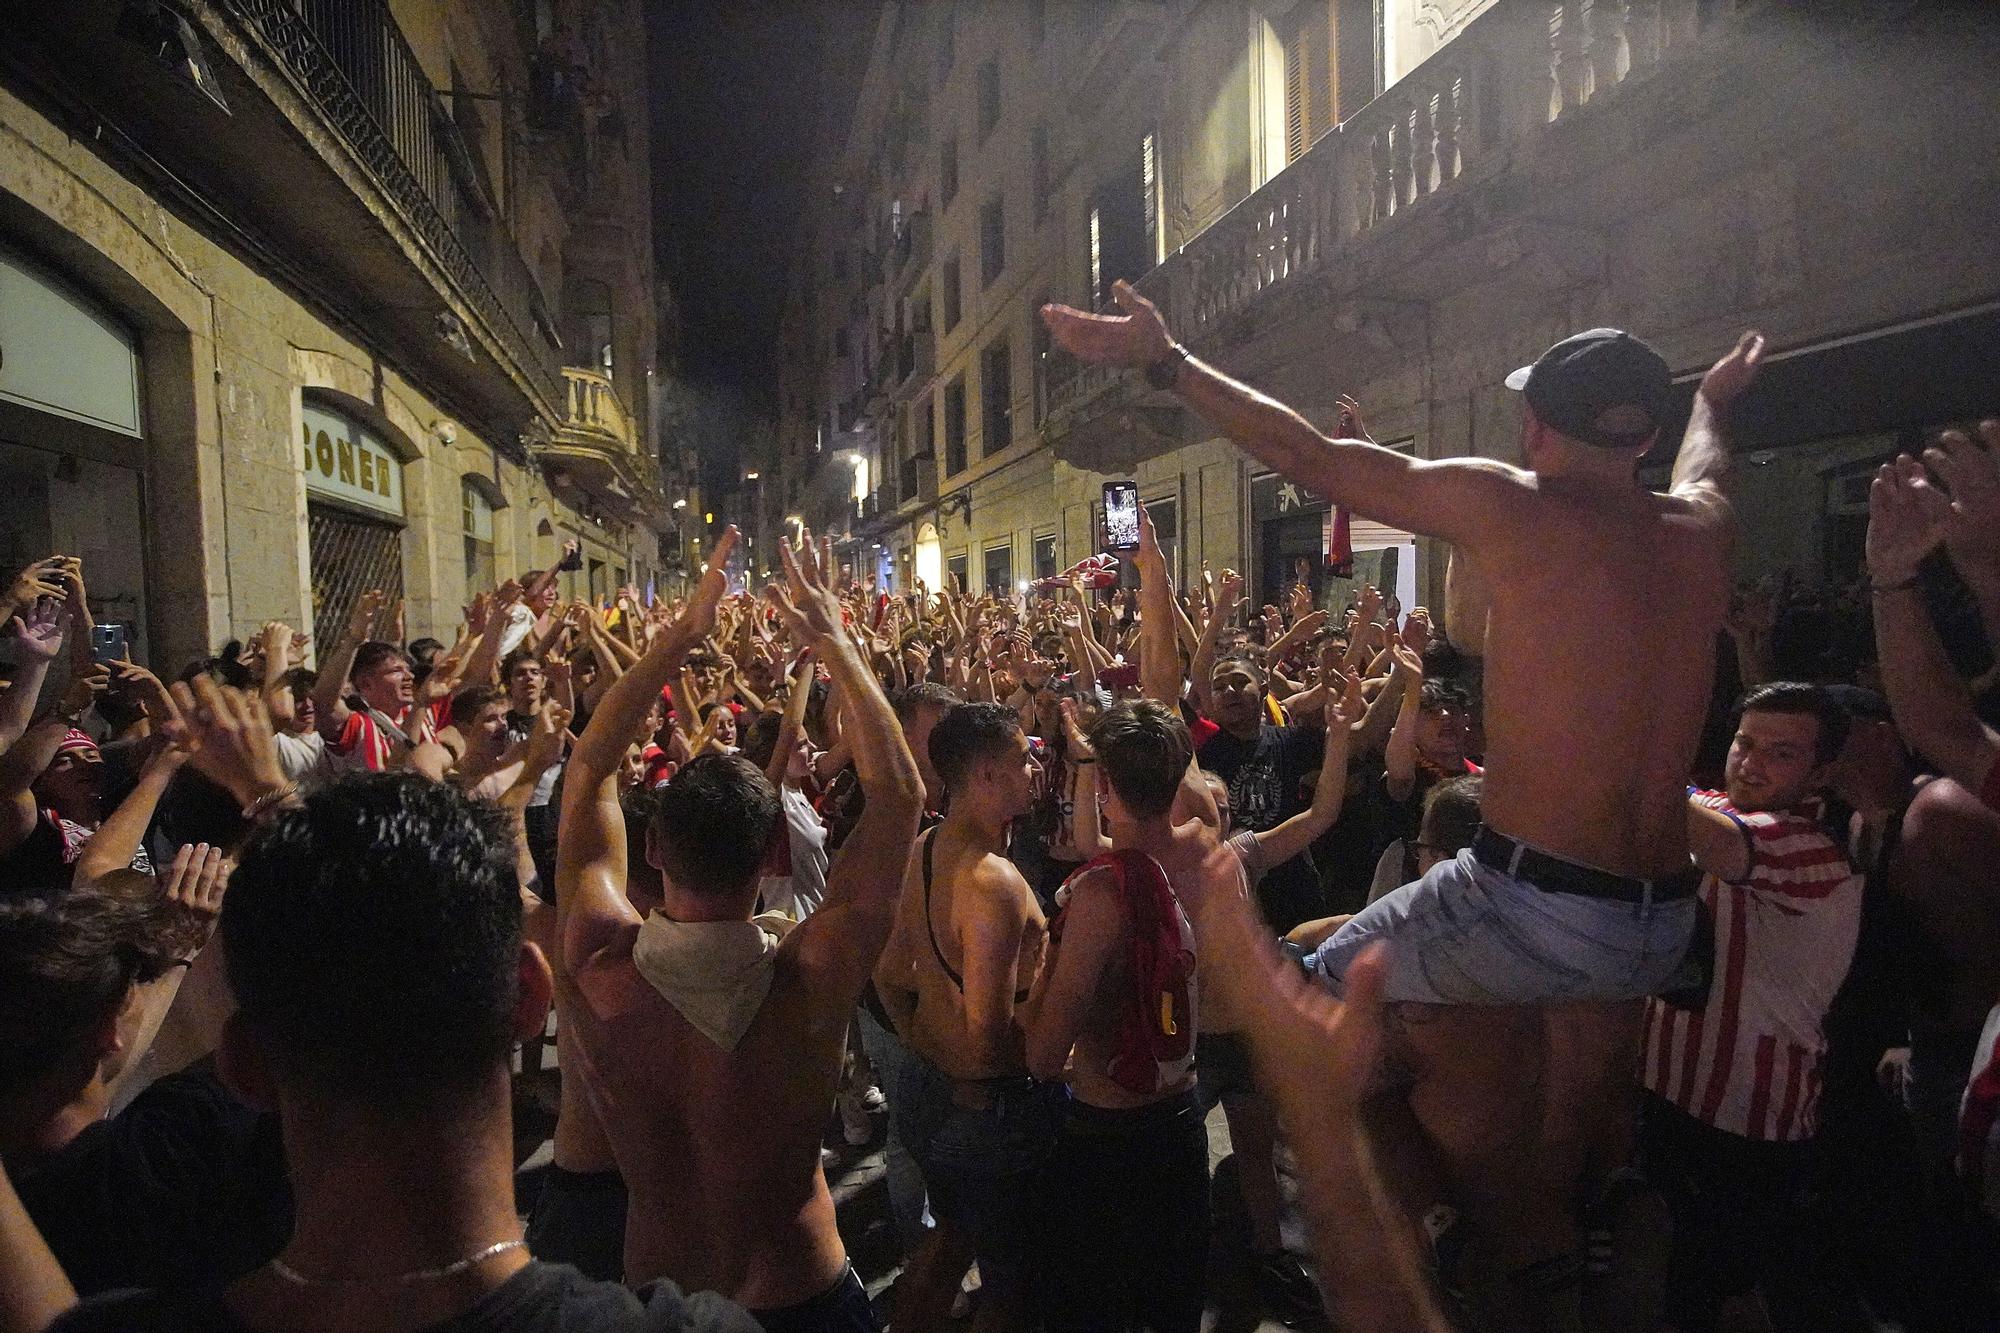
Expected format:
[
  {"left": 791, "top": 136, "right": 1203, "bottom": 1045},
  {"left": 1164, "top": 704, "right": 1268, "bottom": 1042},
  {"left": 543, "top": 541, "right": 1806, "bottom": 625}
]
[{"left": 1504, "top": 328, "right": 1671, "bottom": 450}]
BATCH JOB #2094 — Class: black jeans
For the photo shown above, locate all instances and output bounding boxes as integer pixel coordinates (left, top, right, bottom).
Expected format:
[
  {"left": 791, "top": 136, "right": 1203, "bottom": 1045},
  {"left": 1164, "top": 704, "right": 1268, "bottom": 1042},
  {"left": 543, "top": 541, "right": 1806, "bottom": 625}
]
[
  {"left": 1037, "top": 1089, "right": 1210, "bottom": 1333},
  {"left": 1640, "top": 1093, "right": 1870, "bottom": 1333},
  {"left": 751, "top": 1265, "right": 878, "bottom": 1333}
]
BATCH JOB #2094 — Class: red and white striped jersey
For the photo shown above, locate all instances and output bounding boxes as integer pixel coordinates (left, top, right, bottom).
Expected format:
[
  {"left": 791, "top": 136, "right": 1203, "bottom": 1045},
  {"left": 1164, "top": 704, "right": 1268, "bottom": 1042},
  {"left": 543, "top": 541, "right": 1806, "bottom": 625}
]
[{"left": 1641, "top": 791, "right": 1861, "bottom": 1142}]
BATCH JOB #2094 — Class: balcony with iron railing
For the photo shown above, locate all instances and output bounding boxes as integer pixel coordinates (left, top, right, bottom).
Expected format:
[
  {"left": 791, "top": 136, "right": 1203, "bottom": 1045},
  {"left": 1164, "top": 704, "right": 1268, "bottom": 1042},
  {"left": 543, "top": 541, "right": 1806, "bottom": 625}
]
[
  {"left": 7, "top": 0, "right": 573, "bottom": 452},
  {"left": 1041, "top": 0, "right": 1744, "bottom": 470}
]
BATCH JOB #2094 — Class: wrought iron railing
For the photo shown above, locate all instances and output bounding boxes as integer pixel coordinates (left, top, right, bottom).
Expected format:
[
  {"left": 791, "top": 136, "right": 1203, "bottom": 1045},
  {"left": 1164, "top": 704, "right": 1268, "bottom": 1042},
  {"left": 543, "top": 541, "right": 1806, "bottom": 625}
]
[{"left": 223, "top": 0, "right": 564, "bottom": 409}]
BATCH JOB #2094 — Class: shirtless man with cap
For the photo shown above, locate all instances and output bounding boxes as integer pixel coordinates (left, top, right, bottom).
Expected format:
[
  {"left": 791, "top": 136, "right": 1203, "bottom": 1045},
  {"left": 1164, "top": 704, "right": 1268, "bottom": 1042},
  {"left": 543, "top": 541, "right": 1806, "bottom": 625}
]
[
  {"left": 557, "top": 528, "right": 922, "bottom": 1330},
  {"left": 1043, "top": 282, "right": 1766, "bottom": 1325}
]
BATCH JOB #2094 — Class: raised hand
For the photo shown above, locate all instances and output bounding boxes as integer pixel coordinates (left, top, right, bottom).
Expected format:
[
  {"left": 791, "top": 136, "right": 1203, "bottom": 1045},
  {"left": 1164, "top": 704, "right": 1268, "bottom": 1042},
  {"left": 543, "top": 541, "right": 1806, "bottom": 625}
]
[
  {"left": 110, "top": 659, "right": 178, "bottom": 724},
  {"left": 1335, "top": 394, "right": 1375, "bottom": 444},
  {"left": 1921, "top": 423, "right": 2000, "bottom": 579},
  {"left": 162, "top": 841, "right": 231, "bottom": 938},
  {"left": 58, "top": 662, "right": 111, "bottom": 718},
  {"left": 1697, "top": 330, "right": 1767, "bottom": 409},
  {"left": 167, "top": 675, "right": 287, "bottom": 808},
  {"left": 1402, "top": 606, "right": 1433, "bottom": 651},
  {"left": 1058, "top": 696, "right": 1095, "bottom": 758},
  {"left": 524, "top": 699, "right": 572, "bottom": 774},
  {"left": 11, "top": 596, "right": 67, "bottom": 662},
  {"left": 1726, "top": 579, "right": 1780, "bottom": 641},
  {"left": 1389, "top": 636, "right": 1425, "bottom": 681},
  {"left": 345, "top": 590, "right": 385, "bottom": 645},
  {"left": 1039, "top": 279, "right": 1176, "bottom": 369},
  {"left": 768, "top": 527, "right": 845, "bottom": 645},
  {"left": 1288, "top": 581, "right": 1314, "bottom": 623},
  {"left": 1326, "top": 666, "right": 1367, "bottom": 728},
  {"left": 1356, "top": 583, "right": 1384, "bottom": 626},
  {"left": 419, "top": 652, "right": 467, "bottom": 704},
  {"left": 1867, "top": 454, "right": 1947, "bottom": 583},
  {"left": 6, "top": 556, "right": 68, "bottom": 614}
]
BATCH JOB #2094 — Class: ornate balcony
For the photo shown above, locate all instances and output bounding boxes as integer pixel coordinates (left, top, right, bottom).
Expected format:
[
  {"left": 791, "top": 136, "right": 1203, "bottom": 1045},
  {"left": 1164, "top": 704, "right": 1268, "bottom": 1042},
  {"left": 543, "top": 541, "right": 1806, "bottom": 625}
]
[
  {"left": 539, "top": 367, "right": 665, "bottom": 526},
  {"left": 1042, "top": 0, "right": 1741, "bottom": 472}
]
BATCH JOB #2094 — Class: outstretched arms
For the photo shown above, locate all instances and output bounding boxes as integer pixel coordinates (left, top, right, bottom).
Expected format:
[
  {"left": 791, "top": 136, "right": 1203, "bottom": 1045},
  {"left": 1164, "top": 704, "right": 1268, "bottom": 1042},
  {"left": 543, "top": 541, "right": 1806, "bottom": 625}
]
[{"left": 1042, "top": 282, "right": 1515, "bottom": 545}]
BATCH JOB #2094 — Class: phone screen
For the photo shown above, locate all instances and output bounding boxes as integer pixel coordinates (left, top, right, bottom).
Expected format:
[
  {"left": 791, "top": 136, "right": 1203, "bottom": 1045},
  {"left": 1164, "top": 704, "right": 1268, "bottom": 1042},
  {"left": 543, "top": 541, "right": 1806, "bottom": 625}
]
[{"left": 1102, "top": 481, "right": 1141, "bottom": 552}]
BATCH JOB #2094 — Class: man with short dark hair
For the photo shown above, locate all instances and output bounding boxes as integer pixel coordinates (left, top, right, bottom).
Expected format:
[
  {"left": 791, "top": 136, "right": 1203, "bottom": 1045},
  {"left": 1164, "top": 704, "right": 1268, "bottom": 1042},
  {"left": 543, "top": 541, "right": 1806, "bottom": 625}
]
[
  {"left": 558, "top": 529, "right": 922, "bottom": 1327},
  {"left": 38, "top": 772, "right": 755, "bottom": 1332},
  {"left": 875, "top": 701, "right": 1052, "bottom": 1332},
  {"left": 1196, "top": 652, "right": 1328, "bottom": 932},
  {"left": 312, "top": 592, "right": 441, "bottom": 773},
  {"left": 1025, "top": 698, "right": 1212, "bottom": 1333},
  {"left": 1639, "top": 682, "right": 1863, "bottom": 1331}
]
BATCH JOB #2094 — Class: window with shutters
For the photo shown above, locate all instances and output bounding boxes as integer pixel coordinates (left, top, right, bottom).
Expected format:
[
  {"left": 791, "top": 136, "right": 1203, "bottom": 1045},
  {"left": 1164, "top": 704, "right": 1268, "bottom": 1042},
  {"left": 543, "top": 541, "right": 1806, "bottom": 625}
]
[
  {"left": 1087, "top": 130, "right": 1160, "bottom": 309},
  {"left": 1278, "top": 1, "right": 1339, "bottom": 165}
]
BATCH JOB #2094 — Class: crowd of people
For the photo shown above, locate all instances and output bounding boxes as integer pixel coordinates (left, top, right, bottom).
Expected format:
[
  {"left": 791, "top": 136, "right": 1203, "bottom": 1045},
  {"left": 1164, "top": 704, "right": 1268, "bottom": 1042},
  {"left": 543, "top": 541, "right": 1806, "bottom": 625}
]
[{"left": 1, "top": 286, "right": 1998, "bottom": 1333}]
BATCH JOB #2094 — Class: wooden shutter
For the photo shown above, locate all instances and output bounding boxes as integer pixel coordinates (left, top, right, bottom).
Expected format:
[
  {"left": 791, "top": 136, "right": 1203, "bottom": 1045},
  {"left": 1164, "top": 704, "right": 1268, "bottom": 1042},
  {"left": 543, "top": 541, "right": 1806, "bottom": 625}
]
[{"left": 1284, "top": 33, "right": 1308, "bottom": 163}]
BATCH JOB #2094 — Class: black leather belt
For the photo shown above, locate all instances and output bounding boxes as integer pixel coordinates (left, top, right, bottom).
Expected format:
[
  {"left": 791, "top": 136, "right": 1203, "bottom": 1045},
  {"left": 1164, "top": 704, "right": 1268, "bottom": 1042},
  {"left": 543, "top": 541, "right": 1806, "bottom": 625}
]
[{"left": 1472, "top": 826, "right": 1698, "bottom": 904}]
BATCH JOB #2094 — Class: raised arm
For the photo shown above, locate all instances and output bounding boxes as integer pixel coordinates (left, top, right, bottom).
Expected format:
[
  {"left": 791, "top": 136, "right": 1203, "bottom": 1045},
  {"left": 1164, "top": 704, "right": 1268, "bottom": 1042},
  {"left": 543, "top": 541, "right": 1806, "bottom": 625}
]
[
  {"left": 1190, "top": 570, "right": 1243, "bottom": 717},
  {"left": 1669, "top": 331, "right": 1765, "bottom": 514},
  {"left": 1383, "top": 641, "right": 1426, "bottom": 803},
  {"left": 73, "top": 740, "right": 187, "bottom": 885},
  {"left": 311, "top": 589, "right": 382, "bottom": 739},
  {"left": 1061, "top": 697, "right": 1112, "bottom": 858},
  {"left": 1043, "top": 282, "right": 1514, "bottom": 544},
  {"left": 459, "top": 583, "right": 519, "bottom": 689},
  {"left": 0, "top": 599, "right": 64, "bottom": 754},
  {"left": 1, "top": 556, "right": 67, "bottom": 631},
  {"left": 1134, "top": 506, "right": 1180, "bottom": 705},
  {"left": 775, "top": 534, "right": 924, "bottom": 1002},
  {"left": 763, "top": 655, "right": 813, "bottom": 790},
  {"left": 559, "top": 532, "right": 738, "bottom": 969},
  {"left": 1258, "top": 671, "right": 1365, "bottom": 868},
  {"left": 1868, "top": 453, "right": 2000, "bottom": 790}
]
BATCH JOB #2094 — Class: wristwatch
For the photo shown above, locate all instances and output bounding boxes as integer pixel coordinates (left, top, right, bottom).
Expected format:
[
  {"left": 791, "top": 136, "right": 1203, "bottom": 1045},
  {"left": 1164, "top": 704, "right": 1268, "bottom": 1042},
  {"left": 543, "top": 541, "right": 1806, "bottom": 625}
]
[{"left": 1144, "top": 342, "right": 1191, "bottom": 391}]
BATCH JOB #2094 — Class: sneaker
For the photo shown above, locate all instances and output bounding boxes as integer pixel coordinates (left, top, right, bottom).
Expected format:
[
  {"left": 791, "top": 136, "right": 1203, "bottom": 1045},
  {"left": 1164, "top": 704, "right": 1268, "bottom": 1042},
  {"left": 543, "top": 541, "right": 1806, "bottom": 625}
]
[
  {"left": 1250, "top": 1249, "right": 1321, "bottom": 1320},
  {"left": 837, "top": 1091, "right": 874, "bottom": 1146}
]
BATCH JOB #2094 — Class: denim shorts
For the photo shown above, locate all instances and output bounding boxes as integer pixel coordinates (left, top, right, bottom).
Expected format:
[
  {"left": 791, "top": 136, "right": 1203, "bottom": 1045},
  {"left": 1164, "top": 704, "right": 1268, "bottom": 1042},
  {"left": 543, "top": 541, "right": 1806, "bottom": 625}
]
[
  {"left": 901, "top": 1055, "right": 1061, "bottom": 1295},
  {"left": 1307, "top": 847, "right": 1697, "bottom": 1005}
]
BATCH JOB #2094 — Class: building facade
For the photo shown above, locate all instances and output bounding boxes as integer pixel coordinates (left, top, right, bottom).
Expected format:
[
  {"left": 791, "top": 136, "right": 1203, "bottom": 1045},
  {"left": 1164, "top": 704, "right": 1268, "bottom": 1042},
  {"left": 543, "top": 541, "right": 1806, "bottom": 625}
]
[
  {"left": 773, "top": 0, "right": 2000, "bottom": 619},
  {"left": 0, "top": 0, "right": 672, "bottom": 673}
]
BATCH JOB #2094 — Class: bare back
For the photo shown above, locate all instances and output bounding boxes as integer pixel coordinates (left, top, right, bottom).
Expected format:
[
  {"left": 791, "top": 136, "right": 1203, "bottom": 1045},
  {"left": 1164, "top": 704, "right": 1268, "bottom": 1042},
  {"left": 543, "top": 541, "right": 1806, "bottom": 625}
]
[
  {"left": 561, "top": 928, "right": 852, "bottom": 1309},
  {"left": 1467, "top": 480, "right": 1729, "bottom": 878},
  {"left": 893, "top": 827, "right": 1047, "bottom": 1081}
]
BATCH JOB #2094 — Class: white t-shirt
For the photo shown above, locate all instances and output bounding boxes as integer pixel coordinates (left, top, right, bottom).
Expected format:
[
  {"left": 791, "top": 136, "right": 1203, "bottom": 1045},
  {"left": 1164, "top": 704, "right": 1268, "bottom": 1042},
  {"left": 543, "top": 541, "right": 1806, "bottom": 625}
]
[
  {"left": 272, "top": 730, "right": 326, "bottom": 784},
  {"left": 757, "top": 785, "right": 829, "bottom": 923}
]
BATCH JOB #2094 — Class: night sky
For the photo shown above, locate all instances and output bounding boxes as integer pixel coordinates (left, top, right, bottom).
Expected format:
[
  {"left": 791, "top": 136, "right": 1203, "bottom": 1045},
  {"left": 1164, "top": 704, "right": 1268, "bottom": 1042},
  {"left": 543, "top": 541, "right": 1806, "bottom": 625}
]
[{"left": 647, "top": 1, "right": 874, "bottom": 404}]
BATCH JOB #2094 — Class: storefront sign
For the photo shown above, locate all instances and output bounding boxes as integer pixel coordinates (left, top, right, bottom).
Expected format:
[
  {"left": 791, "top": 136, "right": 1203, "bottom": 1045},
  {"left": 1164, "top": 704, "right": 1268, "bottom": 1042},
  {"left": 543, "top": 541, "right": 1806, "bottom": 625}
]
[{"left": 301, "top": 403, "right": 403, "bottom": 518}]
